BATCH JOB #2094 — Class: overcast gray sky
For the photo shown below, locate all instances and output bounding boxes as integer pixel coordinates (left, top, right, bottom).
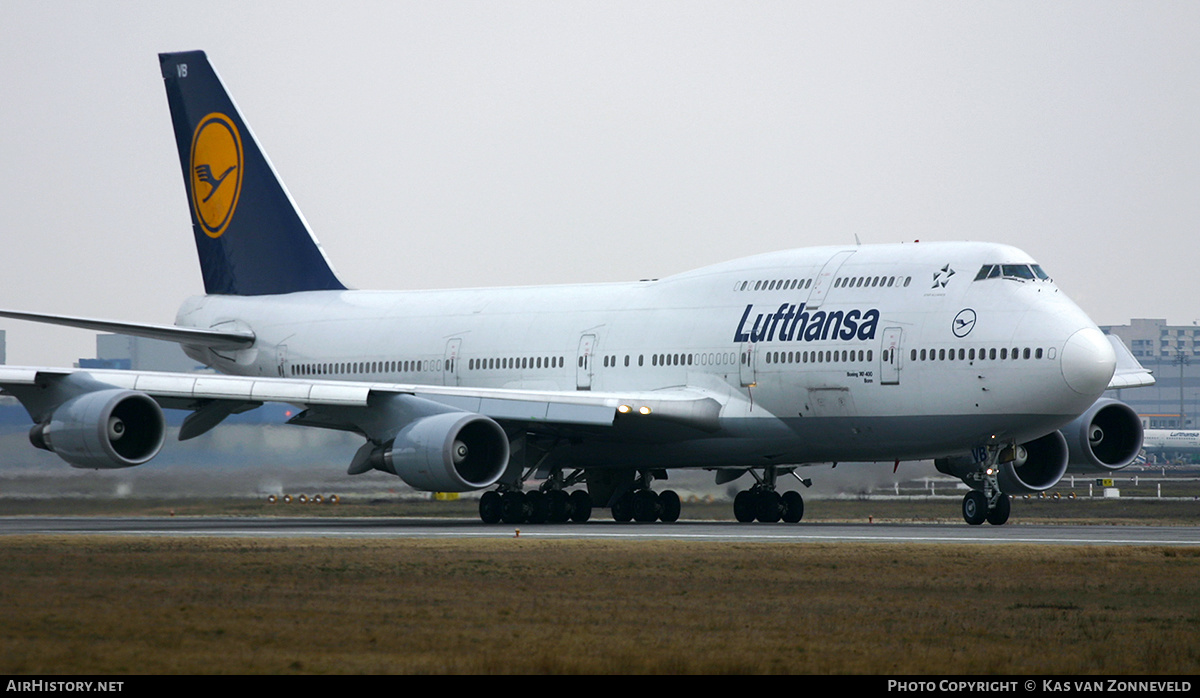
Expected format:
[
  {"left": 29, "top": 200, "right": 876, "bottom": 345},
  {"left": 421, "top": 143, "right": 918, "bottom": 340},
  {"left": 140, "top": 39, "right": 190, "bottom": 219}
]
[{"left": 2, "top": 2, "right": 1198, "bottom": 367}]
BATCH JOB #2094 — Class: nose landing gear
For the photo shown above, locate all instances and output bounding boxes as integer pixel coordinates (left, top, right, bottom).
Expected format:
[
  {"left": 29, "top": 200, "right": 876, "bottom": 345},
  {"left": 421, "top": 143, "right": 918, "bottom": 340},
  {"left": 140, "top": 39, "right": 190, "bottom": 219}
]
[{"left": 961, "top": 446, "right": 1013, "bottom": 526}]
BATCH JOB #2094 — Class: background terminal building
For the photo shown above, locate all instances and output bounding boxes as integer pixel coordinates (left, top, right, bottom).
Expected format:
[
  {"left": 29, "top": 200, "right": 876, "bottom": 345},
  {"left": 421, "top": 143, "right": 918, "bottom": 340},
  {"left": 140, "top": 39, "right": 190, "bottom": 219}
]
[{"left": 1100, "top": 318, "right": 1200, "bottom": 429}]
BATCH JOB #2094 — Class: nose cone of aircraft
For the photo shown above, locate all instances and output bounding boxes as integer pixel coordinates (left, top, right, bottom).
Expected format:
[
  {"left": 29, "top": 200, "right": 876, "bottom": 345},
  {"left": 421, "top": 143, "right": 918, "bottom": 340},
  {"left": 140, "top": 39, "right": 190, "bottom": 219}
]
[{"left": 1061, "top": 327, "right": 1116, "bottom": 397}]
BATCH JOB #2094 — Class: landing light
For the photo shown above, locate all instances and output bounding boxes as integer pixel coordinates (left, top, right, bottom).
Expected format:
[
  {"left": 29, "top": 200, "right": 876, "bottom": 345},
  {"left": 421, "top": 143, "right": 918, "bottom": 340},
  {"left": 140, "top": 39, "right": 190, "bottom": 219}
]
[
  {"left": 639, "top": 406, "right": 652, "bottom": 415},
  {"left": 618, "top": 405, "right": 631, "bottom": 414}
]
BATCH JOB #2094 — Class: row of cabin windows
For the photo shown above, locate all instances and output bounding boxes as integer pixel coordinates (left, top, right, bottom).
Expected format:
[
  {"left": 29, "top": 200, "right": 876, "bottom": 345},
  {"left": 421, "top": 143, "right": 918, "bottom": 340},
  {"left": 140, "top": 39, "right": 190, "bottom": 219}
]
[
  {"left": 736, "top": 278, "right": 813, "bottom": 292},
  {"left": 598, "top": 353, "right": 740, "bottom": 368},
  {"left": 289, "top": 345, "right": 1053, "bottom": 378},
  {"left": 736, "top": 275, "right": 914, "bottom": 292},
  {"left": 294, "top": 359, "right": 439, "bottom": 377},
  {"left": 835, "top": 275, "right": 911, "bottom": 289},
  {"left": 761, "top": 348, "right": 875, "bottom": 365},
  {"left": 909, "top": 346, "right": 1052, "bottom": 362},
  {"left": 469, "top": 356, "right": 564, "bottom": 371}
]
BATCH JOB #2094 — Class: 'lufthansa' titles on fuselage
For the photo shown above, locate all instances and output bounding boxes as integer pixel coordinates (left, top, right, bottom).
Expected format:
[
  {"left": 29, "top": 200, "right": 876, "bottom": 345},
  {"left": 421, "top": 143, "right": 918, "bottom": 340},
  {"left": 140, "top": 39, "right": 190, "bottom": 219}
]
[{"left": 733, "top": 303, "right": 881, "bottom": 343}]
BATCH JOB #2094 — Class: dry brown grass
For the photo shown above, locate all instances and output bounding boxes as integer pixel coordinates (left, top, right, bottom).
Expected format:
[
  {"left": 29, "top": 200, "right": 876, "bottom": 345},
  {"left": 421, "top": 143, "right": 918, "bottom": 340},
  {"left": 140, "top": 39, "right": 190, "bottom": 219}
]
[{"left": 0, "top": 536, "right": 1198, "bottom": 674}]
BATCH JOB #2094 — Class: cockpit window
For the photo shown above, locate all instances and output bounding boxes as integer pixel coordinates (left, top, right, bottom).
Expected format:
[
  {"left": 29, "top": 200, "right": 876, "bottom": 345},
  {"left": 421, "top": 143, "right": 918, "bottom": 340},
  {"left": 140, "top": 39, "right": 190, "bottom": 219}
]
[
  {"left": 974, "top": 263, "right": 1050, "bottom": 282},
  {"left": 1001, "top": 264, "right": 1035, "bottom": 280}
]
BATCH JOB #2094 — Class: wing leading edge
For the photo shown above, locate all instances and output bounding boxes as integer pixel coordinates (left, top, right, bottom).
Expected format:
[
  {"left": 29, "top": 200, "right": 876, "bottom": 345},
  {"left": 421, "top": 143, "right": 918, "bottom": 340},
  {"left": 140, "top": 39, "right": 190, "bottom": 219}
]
[{"left": 0, "top": 366, "right": 724, "bottom": 443}]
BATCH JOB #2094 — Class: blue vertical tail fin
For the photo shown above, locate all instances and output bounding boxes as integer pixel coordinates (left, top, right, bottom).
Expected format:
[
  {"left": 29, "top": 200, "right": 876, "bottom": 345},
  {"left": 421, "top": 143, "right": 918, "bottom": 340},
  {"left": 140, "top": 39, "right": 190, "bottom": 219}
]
[{"left": 159, "top": 51, "right": 346, "bottom": 296}]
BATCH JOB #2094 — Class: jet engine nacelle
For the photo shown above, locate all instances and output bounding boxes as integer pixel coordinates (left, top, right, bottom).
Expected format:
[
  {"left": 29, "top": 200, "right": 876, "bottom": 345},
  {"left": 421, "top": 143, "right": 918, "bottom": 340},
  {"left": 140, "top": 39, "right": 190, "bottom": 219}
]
[
  {"left": 1062, "top": 398, "right": 1143, "bottom": 472},
  {"left": 996, "top": 430, "right": 1069, "bottom": 494},
  {"left": 935, "top": 430, "right": 1069, "bottom": 495},
  {"left": 29, "top": 389, "right": 166, "bottom": 469},
  {"left": 381, "top": 412, "right": 509, "bottom": 492}
]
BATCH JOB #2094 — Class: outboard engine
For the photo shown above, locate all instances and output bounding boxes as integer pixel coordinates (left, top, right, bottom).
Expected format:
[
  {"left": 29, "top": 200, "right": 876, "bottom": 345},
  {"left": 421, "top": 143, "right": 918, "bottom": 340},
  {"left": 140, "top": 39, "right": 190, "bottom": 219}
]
[
  {"left": 30, "top": 389, "right": 166, "bottom": 469},
  {"left": 1062, "top": 398, "right": 1143, "bottom": 472}
]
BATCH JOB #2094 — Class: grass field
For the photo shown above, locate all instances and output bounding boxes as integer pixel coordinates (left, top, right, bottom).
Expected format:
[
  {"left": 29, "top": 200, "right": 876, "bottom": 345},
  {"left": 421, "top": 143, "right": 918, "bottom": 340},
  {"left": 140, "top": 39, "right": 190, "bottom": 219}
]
[
  {"left": 0, "top": 536, "right": 1198, "bottom": 674},
  {"left": 2, "top": 493, "right": 1198, "bottom": 674}
]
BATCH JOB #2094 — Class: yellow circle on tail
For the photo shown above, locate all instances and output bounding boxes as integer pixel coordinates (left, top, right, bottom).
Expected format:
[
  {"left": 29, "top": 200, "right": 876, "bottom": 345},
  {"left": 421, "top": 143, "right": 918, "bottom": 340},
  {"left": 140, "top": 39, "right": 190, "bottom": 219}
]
[{"left": 189, "top": 113, "right": 243, "bottom": 238}]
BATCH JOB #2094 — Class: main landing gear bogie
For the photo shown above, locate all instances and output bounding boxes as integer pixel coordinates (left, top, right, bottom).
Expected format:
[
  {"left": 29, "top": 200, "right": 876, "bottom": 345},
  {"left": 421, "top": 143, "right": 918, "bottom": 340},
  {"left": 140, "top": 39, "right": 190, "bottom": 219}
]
[
  {"left": 611, "top": 488, "right": 682, "bottom": 523},
  {"left": 478, "top": 489, "right": 593, "bottom": 525},
  {"left": 734, "top": 487, "right": 804, "bottom": 523}
]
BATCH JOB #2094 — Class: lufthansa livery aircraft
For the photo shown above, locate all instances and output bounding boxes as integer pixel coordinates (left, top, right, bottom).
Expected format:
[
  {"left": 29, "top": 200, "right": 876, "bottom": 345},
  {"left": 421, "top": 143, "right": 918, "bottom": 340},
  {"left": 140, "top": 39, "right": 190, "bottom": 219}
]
[
  {"left": 0, "top": 52, "right": 1155, "bottom": 525},
  {"left": 1141, "top": 430, "right": 1200, "bottom": 461}
]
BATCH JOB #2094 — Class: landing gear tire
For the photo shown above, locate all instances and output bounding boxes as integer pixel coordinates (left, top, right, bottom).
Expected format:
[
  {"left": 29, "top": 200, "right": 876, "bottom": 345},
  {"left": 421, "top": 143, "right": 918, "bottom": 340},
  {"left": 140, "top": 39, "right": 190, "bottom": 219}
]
[
  {"left": 734, "top": 490, "right": 757, "bottom": 523},
  {"left": 569, "top": 490, "right": 592, "bottom": 523},
  {"left": 479, "top": 490, "right": 503, "bottom": 524},
  {"left": 659, "top": 490, "right": 681, "bottom": 523},
  {"left": 986, "top": 495, "right": 1011, "bottom": 526},
  {"left": 546, "top": 490, "right": 571, "bottom": 523},
  {"left": 781, "top": 491, "right": 804, "bottom": 523},
  {"left": 502, "top": 491, "right": 529, "bottom": 524},
  {"left": 632, "top": 489, "right": 661, "bottom": 522},
  {"left": 612, "top": 492, "right": 634, "bottom": 522},
  {"left": 756, "top": 490, "right": 783, "bottom": 523},
  {"left": 525, "top": 491, "right": 549, "bottom": 524},
  {"left": 962, "top": 490, "right": 988, "bottom": 526}
]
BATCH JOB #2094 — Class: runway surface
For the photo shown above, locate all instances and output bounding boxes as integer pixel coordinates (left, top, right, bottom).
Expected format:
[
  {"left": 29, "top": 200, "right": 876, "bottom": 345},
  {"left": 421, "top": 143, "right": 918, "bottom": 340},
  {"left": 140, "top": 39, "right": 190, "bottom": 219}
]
[{"left": 1, "top": 516, "right": 1199, "bottom": 545}]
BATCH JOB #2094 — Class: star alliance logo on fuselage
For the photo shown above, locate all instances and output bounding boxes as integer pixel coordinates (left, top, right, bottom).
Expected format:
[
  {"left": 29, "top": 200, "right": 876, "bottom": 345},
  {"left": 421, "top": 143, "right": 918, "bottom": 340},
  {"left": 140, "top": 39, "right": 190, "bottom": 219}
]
[
  {"left": 189, "top": 112, "right": 243, "bottom": 238},
  {"left": 932, "top": 264, "right": 955, "bottom": 288}
]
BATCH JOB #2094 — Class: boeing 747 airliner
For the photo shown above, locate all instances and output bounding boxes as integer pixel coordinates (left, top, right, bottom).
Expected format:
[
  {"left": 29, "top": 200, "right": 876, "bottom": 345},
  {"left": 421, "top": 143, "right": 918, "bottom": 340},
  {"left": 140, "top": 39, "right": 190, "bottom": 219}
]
[{"left": 0, "top": 52, "right": 1154, "bottom": 525}]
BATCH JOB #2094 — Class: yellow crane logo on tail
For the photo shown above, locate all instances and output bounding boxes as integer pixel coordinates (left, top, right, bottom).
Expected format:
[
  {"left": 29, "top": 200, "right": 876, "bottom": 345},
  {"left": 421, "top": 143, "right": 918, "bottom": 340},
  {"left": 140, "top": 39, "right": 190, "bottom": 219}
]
[{"left": 189, "top": 112, "right": 243, "bottom": 238}]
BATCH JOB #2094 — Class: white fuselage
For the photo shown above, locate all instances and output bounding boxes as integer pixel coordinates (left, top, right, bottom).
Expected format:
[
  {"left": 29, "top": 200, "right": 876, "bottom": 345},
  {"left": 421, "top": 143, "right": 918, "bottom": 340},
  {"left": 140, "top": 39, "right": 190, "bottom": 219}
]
[
  {"left": 1141, "top": 430, "right": 1200, "bottom": 454},
  {"left": 174, "top": 241, "right": 1116, "bottom": 469}
]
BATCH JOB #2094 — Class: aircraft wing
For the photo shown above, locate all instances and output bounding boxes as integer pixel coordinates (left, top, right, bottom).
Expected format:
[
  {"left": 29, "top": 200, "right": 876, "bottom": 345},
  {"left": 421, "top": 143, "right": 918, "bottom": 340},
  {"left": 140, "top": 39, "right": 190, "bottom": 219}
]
[
  {"left": 1106, "top": 334, "right": 1155, "bottom": 390},
  {"left": 0, "top": 310, "right": 254, "bottom": 350},
  {"left": 0, "top": 366, "right": 725, "bottom": 471}
]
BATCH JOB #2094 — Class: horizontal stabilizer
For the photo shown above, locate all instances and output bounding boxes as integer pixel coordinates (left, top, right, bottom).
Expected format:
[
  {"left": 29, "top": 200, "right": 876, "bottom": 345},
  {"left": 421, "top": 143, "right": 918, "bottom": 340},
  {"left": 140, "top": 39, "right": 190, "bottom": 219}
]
[{"left": 0, "top": 309, "right": 254, "bottom": 350}]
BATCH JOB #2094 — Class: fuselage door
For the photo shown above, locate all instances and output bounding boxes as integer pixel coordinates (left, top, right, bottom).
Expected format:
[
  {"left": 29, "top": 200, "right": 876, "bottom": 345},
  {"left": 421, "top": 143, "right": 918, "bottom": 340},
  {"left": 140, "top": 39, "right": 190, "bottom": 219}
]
[
  {"left": 880, "top": 327, "right": 902, "bottom": 385},
  {"left": 443, "top": 338, "right": 462, "bottom": 386},
  {"left": 806, "top": 250, "right": 855, "bottom": 309},
  {"left": 739, "top": 342, "right": 756, "bottom": 387},
  {"left": 576, "top": 334, "right": 596, "bottom": 390}
]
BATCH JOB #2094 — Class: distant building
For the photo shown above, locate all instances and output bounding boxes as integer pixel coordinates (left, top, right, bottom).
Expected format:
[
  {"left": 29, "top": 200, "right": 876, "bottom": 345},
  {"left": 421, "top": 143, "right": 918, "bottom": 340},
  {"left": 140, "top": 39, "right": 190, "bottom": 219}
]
[{"left": 1101, "top": 318, "right": 1200, "bottom": 429}]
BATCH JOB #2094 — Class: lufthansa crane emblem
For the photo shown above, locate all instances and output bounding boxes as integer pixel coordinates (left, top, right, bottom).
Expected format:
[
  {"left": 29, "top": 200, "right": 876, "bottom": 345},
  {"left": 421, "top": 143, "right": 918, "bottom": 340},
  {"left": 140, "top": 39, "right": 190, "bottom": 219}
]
[
  {"left": 953, "top": 308, "right": 977, "bottom": 338},
  {"left": 189, "top": 112, "right": 243, "bottom": 239}
]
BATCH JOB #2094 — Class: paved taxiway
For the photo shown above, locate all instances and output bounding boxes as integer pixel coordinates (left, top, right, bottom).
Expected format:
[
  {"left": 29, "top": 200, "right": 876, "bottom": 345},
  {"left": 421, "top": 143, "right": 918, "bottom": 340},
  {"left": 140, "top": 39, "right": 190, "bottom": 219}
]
[{"left": 1, "top": 517, "right": 1198, "bottom": 545}]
